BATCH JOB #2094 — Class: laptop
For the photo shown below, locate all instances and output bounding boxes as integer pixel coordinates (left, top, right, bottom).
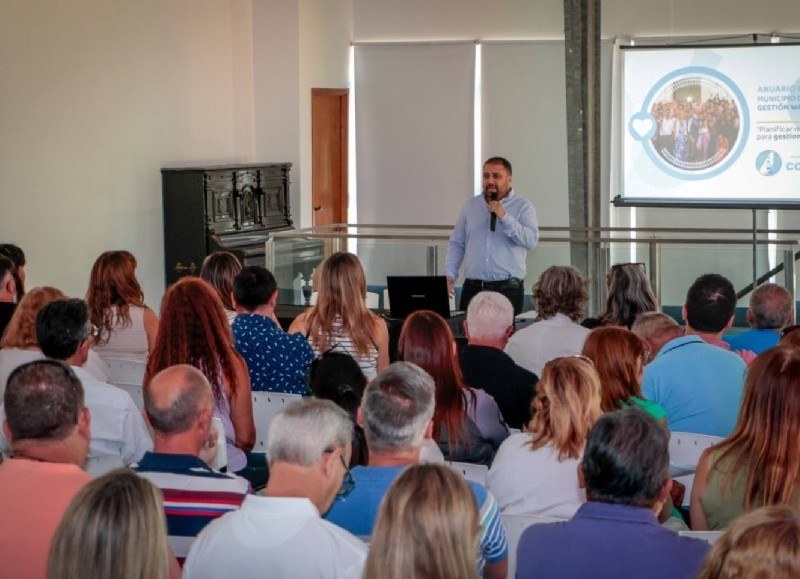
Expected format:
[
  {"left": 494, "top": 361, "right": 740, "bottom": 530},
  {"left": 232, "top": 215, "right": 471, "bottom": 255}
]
[{"left": 386, "top": 276, "right": 459, "bottom": 319}]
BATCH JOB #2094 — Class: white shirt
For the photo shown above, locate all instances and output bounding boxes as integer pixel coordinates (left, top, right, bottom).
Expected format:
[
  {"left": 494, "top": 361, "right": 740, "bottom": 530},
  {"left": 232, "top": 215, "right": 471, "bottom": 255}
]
[
  {"left": 505, "top": 313, "right": 590, "bottom": 377},
  {"left": 0, "top": 348, "right": 112, "bottom": 398},
  {"left": 487, "top": 433, "right": 584, "bottom": 519},
  {"left": 184, "top": 495, "right": 367, "bottom": 579}
]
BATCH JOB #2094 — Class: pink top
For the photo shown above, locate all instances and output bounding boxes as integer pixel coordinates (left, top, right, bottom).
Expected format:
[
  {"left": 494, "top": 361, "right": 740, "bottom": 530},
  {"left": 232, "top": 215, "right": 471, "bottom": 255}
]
[{"left": 0, "top": 458, "right": 91, "bottom": 579}]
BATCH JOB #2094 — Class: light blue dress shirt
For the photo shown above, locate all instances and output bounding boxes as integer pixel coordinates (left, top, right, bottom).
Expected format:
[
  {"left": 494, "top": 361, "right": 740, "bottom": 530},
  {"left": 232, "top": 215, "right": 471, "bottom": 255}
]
[{"left": 445, "top": 189, "right": 539, "bottom": 281}]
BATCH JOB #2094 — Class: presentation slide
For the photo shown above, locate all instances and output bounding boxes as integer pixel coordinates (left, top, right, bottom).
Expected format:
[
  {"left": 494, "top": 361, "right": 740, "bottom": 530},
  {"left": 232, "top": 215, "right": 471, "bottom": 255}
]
[{"left": 620, "top": 44, "right": 800, "bottom": 206}]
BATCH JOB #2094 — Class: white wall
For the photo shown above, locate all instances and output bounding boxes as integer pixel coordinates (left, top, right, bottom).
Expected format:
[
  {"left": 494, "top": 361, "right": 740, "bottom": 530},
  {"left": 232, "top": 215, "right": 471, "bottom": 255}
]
[{"left": 0, "top": 0, "right": 255, "bottom": 307}]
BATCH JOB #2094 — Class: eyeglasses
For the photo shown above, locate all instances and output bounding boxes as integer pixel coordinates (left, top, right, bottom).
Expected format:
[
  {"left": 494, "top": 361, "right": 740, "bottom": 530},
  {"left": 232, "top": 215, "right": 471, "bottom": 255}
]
[
  {"left": 610, "top": 262, "right": 647, "bottom": 275},
  {"left": 325, "top": 448, "right": 356, "bottom": 498}
]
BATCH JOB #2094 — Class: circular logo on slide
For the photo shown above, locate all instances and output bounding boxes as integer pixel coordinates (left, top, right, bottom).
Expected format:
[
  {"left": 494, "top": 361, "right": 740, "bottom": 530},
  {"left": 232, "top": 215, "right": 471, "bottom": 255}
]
[
  {"left": 756, "top": 150, "right": 782, "bottom": 176},
  {"left": 629, "top": 67, "right": 750, "bottom": 180}
]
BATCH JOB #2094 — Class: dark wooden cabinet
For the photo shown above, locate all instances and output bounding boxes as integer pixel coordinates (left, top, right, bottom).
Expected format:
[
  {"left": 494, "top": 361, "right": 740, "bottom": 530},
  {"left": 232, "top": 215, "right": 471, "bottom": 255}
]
[{"left": 162, "top": 163, "right": 293, "bottom": 285}]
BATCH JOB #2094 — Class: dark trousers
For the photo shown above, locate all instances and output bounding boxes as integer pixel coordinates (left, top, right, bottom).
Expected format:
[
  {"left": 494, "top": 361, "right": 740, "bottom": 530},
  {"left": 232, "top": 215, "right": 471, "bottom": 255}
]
[{"left": 460, "top": 278, "right": 524, "bottom": 315}]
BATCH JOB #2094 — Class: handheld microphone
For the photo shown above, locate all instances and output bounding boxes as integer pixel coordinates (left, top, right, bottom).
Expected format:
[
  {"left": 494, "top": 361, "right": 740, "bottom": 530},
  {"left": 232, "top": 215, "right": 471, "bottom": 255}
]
[{"left": 489, "top": 192, "right": 498, "bottom": 232}]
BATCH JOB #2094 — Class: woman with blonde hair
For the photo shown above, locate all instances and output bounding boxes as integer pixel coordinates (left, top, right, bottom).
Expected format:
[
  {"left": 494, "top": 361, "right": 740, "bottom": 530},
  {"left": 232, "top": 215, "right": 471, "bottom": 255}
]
[
  {"left": 0, "top": 287, "right": 112, "bottom": 392},
  {"left": 692, "top": 346, "right": 800, "bottom": 530},
  {"left": 488, "top": 356, "right": 602, "bottom": 518},
  {"left": 145, "top": 277, "right": 259, "bottom": 487},
  {"left": 47, "top": 469, "right": 180, "bottom": 579},
  {"left": 364, "top": 463, "right": 480, "bottom": 579},
  {"left": 288, "top": 252, "right": 388, "bottom": 380},
  {"left": 698, "top": 506, "right": 800, "bottom": 579},
  {"left": 86, "top": 250, "right": 158, "bottom": 362},
  {"left": 582, "top": 263, "right": 658, "bottom": 329},
  {"left": 200, "top": 250, "right": 242, "bottom": 324}
]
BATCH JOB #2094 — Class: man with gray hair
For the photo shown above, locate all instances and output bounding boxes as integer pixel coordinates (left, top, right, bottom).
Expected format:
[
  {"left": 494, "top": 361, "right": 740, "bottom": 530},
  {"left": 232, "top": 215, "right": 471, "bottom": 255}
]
[
  {"left": 631, "top": 312, "right": 684, "bottom": 364},
  {"left": 325, "top": 361, "right": 509, "bottom": 579},
  {"left": 460, "top": 291, "right": 538, "bottom": 429},
  {"left": 133, "top": 365, "right": 249, "bottom": 564},
  {"left": 723, "top": 283, "right": 794, "bottom": 354},
  {"left": 184, "top": 398, "right": 366, "bottom": 579}
]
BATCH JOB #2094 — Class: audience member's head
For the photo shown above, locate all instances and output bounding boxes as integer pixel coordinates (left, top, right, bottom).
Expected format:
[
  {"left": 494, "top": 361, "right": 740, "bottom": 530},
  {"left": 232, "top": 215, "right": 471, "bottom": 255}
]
[
  {"left": 4, "top": 360, "right": 89, "bottom": 464},
  {"left": 364, "top": 464, "right": 480, "bottom": 579},
  {"left": 232, "top": 265, "right": 278, "bottom": 312},
  {"left": 86, "top": 250, "right": 145, "bottom": 345},
  {"left": 465, "top": 291, "right": 514, "bottom": 346},
  {"left": 47, "top": 469, "right": 172, "bottom": 579},
  {"left": 748, "top": 283, "right": 793, "bottom": 330},
  {"left": 529, "top": 356, "right": 602, "bottom": 460},
  {"left": 0, "top": 286, "right": 66, "bottom": 349},
  {"left": 36, "top": 299, "right": 93, "bottom": 363},
  {"left": 631, "top": 312, "right": 683, "bottom": 362},
  {"left": 684, "top": 273, "right": 736, "bottom": 334},
  {"left": 200, "top": 251, "right": 243, "bottom": 313},
  {"left": 581, "top": 410, "right": 670, "bottom": 511},
  {"left": 266, "top": 398, "right": 353, "bottom": 514},
  {"left": 361, "top": 361, "right": 435, "bottom": 455},
  {"left": 0, "top": 244, "right": 26, "bottom": 300},
  {"left": 698, "top": 506, "right": 800, "bottom": 579},
  {"left": 600, "top": 263, "right": 658, "bottom": 328},
  {"left": 145, "top": 365, "right": 214, "bottom": 454},
  {"left": 780, "top": 325, "right": 800, "bottom": 349},
  {"left": 0, "top": 255, "right": 17, "bottom": 303},
  {"left": 582, "top": 327, "right": 645, "bottom": 413},
  {"left": 532, "top": 266, "right": 588, "bottom": 322}
]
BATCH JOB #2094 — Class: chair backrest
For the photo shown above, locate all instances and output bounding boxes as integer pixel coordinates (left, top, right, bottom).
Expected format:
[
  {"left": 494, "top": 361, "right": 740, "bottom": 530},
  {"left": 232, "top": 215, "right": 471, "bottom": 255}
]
[
  {"left": 679, "top": 530, "right": 724, "bottom": 545},
  {"left": 382, "top": 288, "right": 390, "bottom": 310},
  {"left": 102, "top": 358, "right": 146, "bottom": 411},
  {"left": 365, "top": 291, "right": 380, "bottom": 309},
  {"left": 502, "top": 513, "right": 566, "bottom": 578},
  {"left": 449, "top": 461, "right": 489, "bottom": 486},
  {"left": 210, "top": 417, "right": 227, "bottom": 471},
  {"left": 251, "top": 392, "right": 303, "bottom": 453},
  {"left": 669, "top": 431, "right": 723, "bottom": 506},
  {"left": 84, "top": 453, "right": 125, "bottom": 477}
]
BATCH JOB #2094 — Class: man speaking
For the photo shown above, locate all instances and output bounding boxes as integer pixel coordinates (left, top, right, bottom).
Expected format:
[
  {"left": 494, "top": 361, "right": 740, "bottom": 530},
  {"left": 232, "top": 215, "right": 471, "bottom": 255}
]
[{"left": 445, "top": 157, "right": 539, "bottom": 314}]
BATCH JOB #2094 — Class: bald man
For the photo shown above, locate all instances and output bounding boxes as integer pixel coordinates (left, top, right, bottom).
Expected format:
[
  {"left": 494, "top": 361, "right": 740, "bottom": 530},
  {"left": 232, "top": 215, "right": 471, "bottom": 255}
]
[{"left": 133, "top": 365, "right": 250, "bottom": 565}]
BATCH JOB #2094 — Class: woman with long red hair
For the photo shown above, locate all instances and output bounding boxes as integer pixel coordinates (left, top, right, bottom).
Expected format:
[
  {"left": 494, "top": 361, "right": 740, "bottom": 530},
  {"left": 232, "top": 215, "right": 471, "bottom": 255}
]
[
  {"left": 86, "top": 250, "right": 158, "bottom": 363},
  {"left": 145, "top": 277, "right": 259, "bottom": 486},
  {"left": 398, "top": 310, "right": 508, "bottom": 465}
]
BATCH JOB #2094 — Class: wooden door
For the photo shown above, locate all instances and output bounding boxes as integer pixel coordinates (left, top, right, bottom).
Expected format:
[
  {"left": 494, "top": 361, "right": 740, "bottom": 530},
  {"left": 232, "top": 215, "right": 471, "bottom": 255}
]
[{"left": 311, "top": 88, "right": 348, "bottom": 227}]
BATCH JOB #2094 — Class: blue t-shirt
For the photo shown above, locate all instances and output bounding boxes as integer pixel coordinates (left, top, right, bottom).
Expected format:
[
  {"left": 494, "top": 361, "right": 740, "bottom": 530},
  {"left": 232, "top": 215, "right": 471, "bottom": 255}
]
[
  {"left": 232, "top": 313, "right": 314, "bottom": 395},
  {"left": 723, "top": 328, "right": 780, "bottom": 355},
  {"left": 324, "top": 465, "right": 508, "bottom": 570}
]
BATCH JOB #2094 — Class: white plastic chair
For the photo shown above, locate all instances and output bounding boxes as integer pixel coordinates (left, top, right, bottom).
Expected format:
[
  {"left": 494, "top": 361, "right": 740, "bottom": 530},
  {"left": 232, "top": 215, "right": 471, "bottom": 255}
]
[
  {"left": 365, "top": 291, "right": 380, "bottom": 309},
  {"left": 679, "top": 530, "right": 724, "bottom": 545},
  {"left": 449, "top": 461, "right": 489, "bottom": 486},
  {"left": 209, "top": 417, "right": 227, "bottom": 471},
  {"left": 251, "top": 392, "right": 303, "bottom": 453},
  {"left": 104, "top": 358, "right": 146, "bottom": 411},
  {"left": 502, "top": 513, "right": 567, "bottom": 578},
  {"left": 382, "top": 289, "right": 390, "bottom": 311},
  {"left": 669, "top": 431, "right": 723, "bottom": 506}
]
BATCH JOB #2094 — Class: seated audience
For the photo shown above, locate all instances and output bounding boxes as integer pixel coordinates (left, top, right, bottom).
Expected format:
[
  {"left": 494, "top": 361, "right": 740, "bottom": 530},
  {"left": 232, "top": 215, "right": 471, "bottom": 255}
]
[
  {"left": 145, "top": 277, "right": 259, "bottom": 487},
  {"left": 460, "top": 291, "right": 538, "bottom": 429},
  {"left": 631, "top": 311, "right": 683, "bottom": 364},
  {"left": 724, "top": 283, "right": 793, "bottom": 355},
  {"left": 506, "top": 266, "right": 590, "bottom": 376},
  {"left": 183, "top": 398, "right": 367, "bottom": 579},
  {"left": 0, "top": 255, "right": 18, "bottom": 338},
  {"left": 134, "top": 365, "right": 249, "bottom": 563},
  {"left": 698, "top": 506, "right": 800, "bottom": 579},
  {"left": 87, "top": 250, "right": 158, "bottom": 363},
  {"left": 488, "top": 356, "right": 601, "bottom": 518},
  {"left": 0, "top": 299, "right": 152, "bottom": 464},
  {"left": 310, "top": 350, "right": 369, "bottom": 467},
  {"left": 0, "top": 360, "right": 92, "bottom": 579},
  {"left": 398, "top": 310, "right": 508, "bottom": 464},
  {"left": 582, "top": 262, "right": 658, "bottom": 329},
  {"left": 517, "top": 410, "right": 708, "bottom": 579},
  {"left": 48, "top": 469, "right": 180, "bottom": 579},
  {"left": 200, "top": 250, "right": 242, "bottom": 324},
  {"left": 288, "top": 252, "right": 389, "bottom": 380},
  {"left": 364, "top": 464, "right": 480, "bottom": 579},
  {"left": 232, "top": 266, "right": 313, "bottom": 395},
  {"left": 692, "top": 346, "right": 800, "bottom": 530},
  {"left": 0, "top": 243, "right": 26, "bottom": 301},
  {"left": 643, "top": 274, "right": 746, "bottom": 437},
  {"left": 324, "top": 362, "right": 509, "bottom": 579},
  {"left": 0, "top": 286, "right": 114, "bottom": 393},
  {"left": 582, "top": 326, "right": 667, "bottom": 425}
]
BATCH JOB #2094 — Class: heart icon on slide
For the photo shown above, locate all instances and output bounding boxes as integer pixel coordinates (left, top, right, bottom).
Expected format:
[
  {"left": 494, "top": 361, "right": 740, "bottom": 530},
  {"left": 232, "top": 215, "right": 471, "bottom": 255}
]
[{"left": 629, "top": 113, "right": 656, "bottom": 141}]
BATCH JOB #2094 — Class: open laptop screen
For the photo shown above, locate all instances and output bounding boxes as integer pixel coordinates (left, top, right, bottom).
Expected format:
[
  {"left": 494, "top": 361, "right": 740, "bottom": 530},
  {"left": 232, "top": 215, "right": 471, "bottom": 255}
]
[{"left": 386, "top": 276, "right": 452, "bottom": 319}]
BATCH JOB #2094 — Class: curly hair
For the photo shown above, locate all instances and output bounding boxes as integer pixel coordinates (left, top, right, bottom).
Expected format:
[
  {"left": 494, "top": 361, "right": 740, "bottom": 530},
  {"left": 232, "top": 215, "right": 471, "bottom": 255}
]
[
  {"left": 533, "top": 266, "right": 588, "bottom": 322},
  {"left": 0, "top": 286, "right": 66, "bottom": 348},
  {"left": 144, "top": 277, "right": 242, "bottom": 406},
  {"left": 86, "top": 251, "right": 146, "bottom": 346}
]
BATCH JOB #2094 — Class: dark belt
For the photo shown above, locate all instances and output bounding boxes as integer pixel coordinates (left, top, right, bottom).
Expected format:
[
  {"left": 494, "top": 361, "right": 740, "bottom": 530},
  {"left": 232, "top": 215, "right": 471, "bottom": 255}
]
[{"left": 464, "top": 277, "right": 522, "bottom": 290}]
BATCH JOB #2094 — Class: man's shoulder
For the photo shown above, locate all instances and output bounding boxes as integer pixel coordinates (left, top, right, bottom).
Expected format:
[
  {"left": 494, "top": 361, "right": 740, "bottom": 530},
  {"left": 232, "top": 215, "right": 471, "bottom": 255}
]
[{"left": 134, "top": 454, "right": 250, "bottom": 493}]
